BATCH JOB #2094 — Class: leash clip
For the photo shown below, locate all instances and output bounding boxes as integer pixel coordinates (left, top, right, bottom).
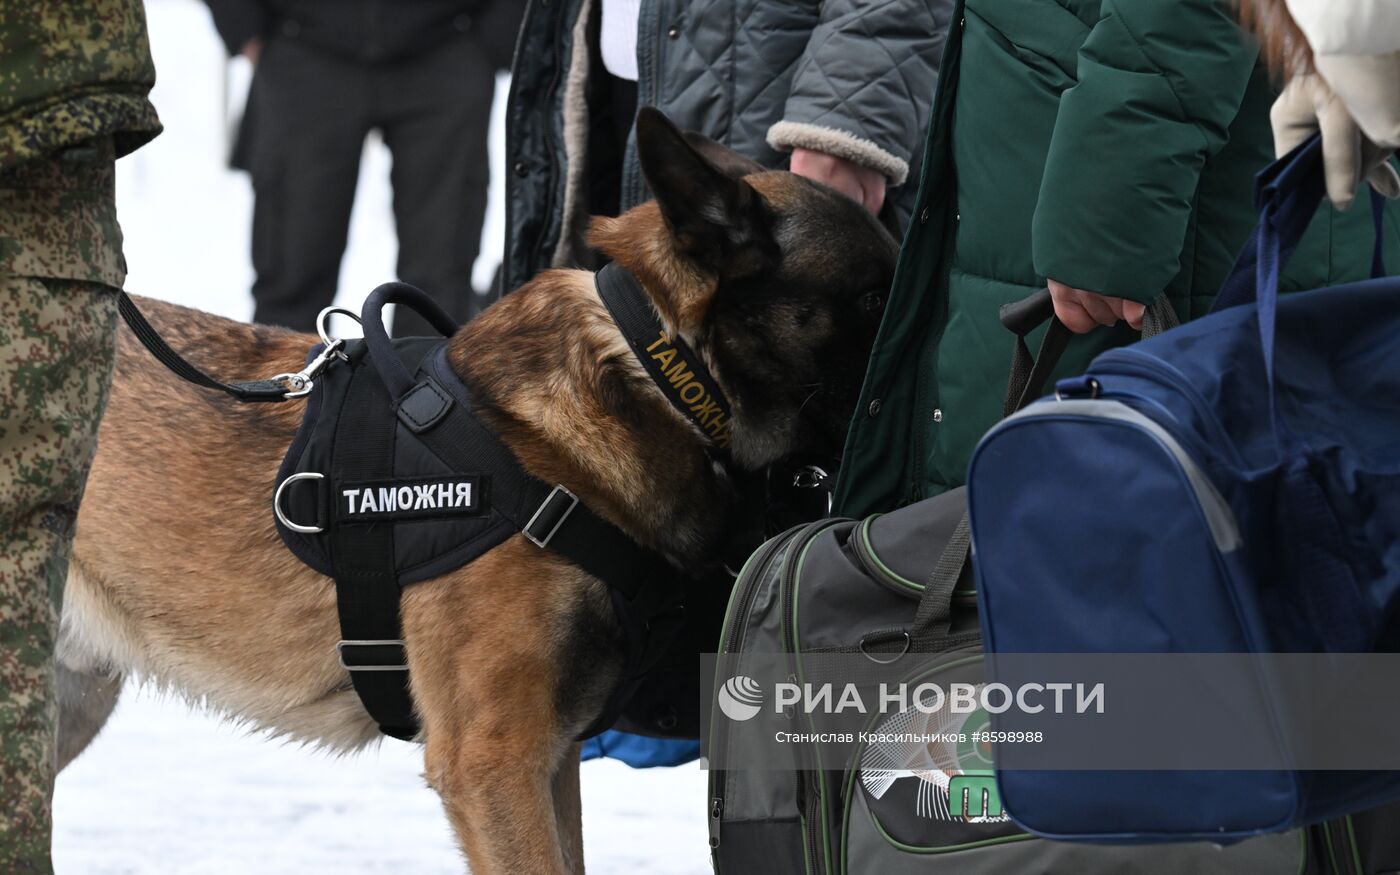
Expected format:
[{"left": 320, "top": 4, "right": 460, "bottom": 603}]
[
  {"left": 269, "top": 306, "right": 365, "bottom": 399},
  {"left": 317, "top": 306, "right": 361, "bottom": 362},
  {"left": 270, "top": 337, "right": 347, "bottom": 400}
]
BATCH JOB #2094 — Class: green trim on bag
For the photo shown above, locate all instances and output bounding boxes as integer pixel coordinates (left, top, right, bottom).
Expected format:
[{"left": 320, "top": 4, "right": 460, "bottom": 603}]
[
  {"left": 855, "top": 514, "right": 976, "bottom": 603},
  {"left": 1345, "top": 816, "right": 1363, "bottom": 874},
  {"left": 856, "top": 515, "right": 923, "bottom": 593},
  {"left": 869, "top": 815, "right": 1034, "bottom": 856}
]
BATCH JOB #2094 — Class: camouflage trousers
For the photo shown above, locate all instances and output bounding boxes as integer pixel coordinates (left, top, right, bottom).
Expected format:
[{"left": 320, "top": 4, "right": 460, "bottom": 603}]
[{"left": 0, "top": 139, "right": 123, "bottom": 873}]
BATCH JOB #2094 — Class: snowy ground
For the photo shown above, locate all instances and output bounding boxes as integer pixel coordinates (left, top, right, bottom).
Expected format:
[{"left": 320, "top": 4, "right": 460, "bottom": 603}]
[{"left": 52, "top": 2, "right": 711, "bottom": 871}]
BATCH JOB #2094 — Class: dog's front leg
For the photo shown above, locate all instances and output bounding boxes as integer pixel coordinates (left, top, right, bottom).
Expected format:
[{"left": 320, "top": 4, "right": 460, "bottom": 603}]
[
  {"left": 424, "top": 703, "right": 575, "bottom": 875},
  {"left": 552, "top": 742, "right": 584, "bottom": 874},
  {"left": 408, "top": 555, "right": 580, "bottom": 873}
]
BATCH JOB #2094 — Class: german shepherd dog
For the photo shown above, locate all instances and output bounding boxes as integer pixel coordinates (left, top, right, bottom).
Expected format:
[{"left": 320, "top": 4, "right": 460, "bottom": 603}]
[{"left": 55, "top": 108, "right": 897, "bottom": 873}]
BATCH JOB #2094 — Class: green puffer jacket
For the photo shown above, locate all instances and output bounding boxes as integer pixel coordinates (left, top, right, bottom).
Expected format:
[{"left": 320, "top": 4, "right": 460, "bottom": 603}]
[
  {"left": 0, "top": 0, "right": 161, "bottom": 168},
  {"left": 834, "top": 0, "right": 1400, "bottom": 517}
]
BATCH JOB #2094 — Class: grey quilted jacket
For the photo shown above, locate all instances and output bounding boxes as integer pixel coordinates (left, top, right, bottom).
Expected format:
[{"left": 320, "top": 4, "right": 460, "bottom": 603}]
[{"left": 500, "top": 0, "right": 952, "bottom": 294}]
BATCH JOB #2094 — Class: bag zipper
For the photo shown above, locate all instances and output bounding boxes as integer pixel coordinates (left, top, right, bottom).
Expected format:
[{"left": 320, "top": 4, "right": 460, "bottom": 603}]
[
  {"left": 710, "top": 523, "right": 814, "bottom": 865},
  {"left": 720, "top": 523, "right": 806, "bottom": 655},
  {"left": 781, "top": 522, "right": 846, "bottom": 873},
  {"left": 708, "top": 795, "right": 723, "bottom": 860},
  {"left": 781, "top": 521, "right": 847, "bottom": 654},
  {"left": 801, "top": 771, "right": 828, "bottom": 875}
]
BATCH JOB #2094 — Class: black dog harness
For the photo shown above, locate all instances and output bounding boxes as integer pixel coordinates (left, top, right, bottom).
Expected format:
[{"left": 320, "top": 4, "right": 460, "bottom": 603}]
[{"left": 119, "top": 265, "right": 732, "bottom": 741}]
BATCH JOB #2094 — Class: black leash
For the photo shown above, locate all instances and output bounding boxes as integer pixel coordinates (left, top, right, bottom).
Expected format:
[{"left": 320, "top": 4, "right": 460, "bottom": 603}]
[
  {"left": 117, "top": 292, "right": 294, "bottom": 402},
  {"left": 594, "top": 264, "right": 733, "bottom": 452}
]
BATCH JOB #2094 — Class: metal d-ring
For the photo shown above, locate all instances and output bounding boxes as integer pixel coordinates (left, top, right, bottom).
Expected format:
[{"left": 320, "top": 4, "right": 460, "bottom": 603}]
[
  {"left": 859, "top": 631, "right": 911, "bottom": 665},
  {"left": 274, "top": 472, "right": 324, "bottom": 534},
  {"left": 316, "top": 306, "right": 362, "bottom": 361}
]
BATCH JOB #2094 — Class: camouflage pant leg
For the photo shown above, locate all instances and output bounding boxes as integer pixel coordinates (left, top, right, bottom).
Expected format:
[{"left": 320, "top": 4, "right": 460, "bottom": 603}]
[
  {"left": 0, "top": 139, "right": 124, "bottom": 874},
  {"left": 0, "top": 279, "right": 118, "bottom": 873}
]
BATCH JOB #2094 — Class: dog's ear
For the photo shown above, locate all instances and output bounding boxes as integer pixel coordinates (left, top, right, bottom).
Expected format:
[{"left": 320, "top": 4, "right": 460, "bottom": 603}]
[
  {"left": 635, "top": 107, "right": 775, "bottom": 279},
  {"left": 681, "top": 130, "right": 767, "bottom": 179}
]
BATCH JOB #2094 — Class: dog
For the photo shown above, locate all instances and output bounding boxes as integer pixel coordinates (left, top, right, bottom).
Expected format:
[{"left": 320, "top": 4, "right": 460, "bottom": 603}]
[{"left": 54, "top": 108, "right": 897, "bottom": 873}]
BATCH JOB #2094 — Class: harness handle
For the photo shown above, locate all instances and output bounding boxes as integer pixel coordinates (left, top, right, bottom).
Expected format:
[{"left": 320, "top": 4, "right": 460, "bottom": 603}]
[{"left": 360, "top": 282, "right": 460, "bottom": 400}]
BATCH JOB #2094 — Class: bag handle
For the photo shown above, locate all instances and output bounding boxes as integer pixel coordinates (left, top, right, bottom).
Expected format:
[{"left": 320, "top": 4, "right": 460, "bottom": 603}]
[
  {"left": 999, "top": 287, "right": 1072, "bottom": 418},
  {"left": 911, "top": 288, "right": 1179, "bottom": 636},
  {"left": 911, "top": 513, "right": 971, "bottom": 637},
  {"left": 1210, "top": 134, "right": 1388, "bottom": 450},
  {"left": 911, "top": 289, "right": 1066, "bottom": 637},
  {"left": 360, "top": 282, "right": 460, "bottom": 400},
  {"left": 1213, "top": 136, "right": 1388, "bottom": 313}
]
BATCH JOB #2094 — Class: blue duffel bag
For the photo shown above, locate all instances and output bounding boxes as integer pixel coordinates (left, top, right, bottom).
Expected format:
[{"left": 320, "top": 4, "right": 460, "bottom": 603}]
[{"left": 966, "top": 135, "right": 1400, "bottom": 842}]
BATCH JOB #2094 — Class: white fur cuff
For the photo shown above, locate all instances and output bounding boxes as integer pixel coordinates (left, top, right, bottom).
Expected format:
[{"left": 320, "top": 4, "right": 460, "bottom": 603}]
[{"left": 767, "top": 121, "right": 909, "bottom": 186}]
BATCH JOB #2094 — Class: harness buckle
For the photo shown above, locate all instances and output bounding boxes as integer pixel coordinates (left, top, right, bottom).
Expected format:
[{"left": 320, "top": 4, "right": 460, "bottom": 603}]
[
  {"left": 337, "top": 640, "right": 409, "bottom": 672},
  {"left": 523, "top": 485, "right": 579, "bottom": 549}
]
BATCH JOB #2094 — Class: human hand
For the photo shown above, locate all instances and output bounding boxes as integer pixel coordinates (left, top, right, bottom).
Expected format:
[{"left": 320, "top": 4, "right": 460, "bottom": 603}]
[
  {"left": 790, "top": 147, "right": 887, "bottom": 215},
  {"left": 1047, "top": 279, "right": 1145, "bottom": 334},
  {"left": 1271, "top": 73, "right": 1400, "bottom": 212}
]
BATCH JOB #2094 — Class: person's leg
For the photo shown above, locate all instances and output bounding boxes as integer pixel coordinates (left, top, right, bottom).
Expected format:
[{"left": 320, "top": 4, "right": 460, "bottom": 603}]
[
  {"left": 585, "top": 74, "right": 637, "bottom": 222},
  {"left": 0, "top": 141, "right": 124, "bottom": 874},
  {"left": 0, "top": 279, "right": 116, "bottom": 874},
  {"left": 378, "top": 33, "right": 495, "bottom": 335},
  {"left": 247, "top": 39, "right": 369, "bottom": 331}
]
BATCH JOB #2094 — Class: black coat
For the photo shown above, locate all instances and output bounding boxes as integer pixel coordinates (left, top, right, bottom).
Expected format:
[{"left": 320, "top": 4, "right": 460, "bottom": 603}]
[{"left": 204, "top": 0, "right": 521, "bottom": 69}]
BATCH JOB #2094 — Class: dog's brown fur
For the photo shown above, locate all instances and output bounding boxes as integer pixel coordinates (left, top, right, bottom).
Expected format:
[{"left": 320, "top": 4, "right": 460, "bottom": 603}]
[{"left": 55, "top": 110, "right": 896, "bottom": 873}]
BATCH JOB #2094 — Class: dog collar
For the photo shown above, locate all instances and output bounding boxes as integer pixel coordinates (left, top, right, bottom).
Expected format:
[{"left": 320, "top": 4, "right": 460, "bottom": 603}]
[{"left": 594, "top": 263, "right": 733, "bottom": 452}]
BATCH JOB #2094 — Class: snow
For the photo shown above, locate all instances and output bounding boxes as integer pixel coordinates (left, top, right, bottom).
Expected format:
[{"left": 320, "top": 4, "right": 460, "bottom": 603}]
[
  {"left": 55, "top": 690, "right": 709, "bottom": 873},
  {"left": 51, "top": 2, "right": 711, "bottom": 871}
]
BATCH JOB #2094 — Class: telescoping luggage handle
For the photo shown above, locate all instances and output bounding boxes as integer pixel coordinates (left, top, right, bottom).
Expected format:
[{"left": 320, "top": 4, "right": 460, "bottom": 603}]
[{"left": 1211, "top": 133, "right": 1389, "bottom": 449}]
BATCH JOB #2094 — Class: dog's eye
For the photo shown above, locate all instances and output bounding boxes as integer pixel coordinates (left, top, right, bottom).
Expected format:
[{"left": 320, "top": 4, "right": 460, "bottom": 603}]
[{"left": 859, "top": 291, "right": 886, "bottom": 313}]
